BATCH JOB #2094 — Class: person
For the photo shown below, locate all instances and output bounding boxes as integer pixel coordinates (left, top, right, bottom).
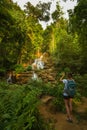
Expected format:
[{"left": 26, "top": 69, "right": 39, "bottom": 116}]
[
  {"left": 60, "top": 72, "right": 75, "bottom": 123},
  {"left": 7, "top": 72, "right": 12, "bottom": 84}
]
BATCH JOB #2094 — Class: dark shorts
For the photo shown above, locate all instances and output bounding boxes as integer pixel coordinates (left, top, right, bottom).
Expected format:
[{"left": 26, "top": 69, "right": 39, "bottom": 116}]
[{"left": 63, "top": 95, "right": 74, "bottom": 99}]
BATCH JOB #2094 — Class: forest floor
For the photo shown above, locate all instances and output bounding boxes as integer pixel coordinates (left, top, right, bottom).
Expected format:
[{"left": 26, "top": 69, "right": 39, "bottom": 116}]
[{"left": 39, "top": 96, "right": 87, "bottom": 130}]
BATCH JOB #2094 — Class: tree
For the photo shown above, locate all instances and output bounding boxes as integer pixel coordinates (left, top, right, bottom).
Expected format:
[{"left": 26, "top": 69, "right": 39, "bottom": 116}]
[
  {"left": 52, "top": 2, "right": 63, "bottom": 22},
  {"left": 0, "top": 0, "right": 15, "bottom": 71},
  {"left": 68, "top": 0, "right": 87, "bottom": 73},
  {"left": 24, "top": 1, "right": 51, "bottom": 22},
  {"left": 0, "top": 0, "right": 27, "bottom": 70}
]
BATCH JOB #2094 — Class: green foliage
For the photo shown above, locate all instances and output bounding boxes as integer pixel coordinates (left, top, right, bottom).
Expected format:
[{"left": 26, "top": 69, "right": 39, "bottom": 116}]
[
  {"left": 14, "top": 64, "right": 25, "bottom": 73},
  {"left": 0, "top": 74, "right": 84, "bottom": 129},
  {"left": 52, "top": 84, "right": 65, "bottom": 112},
  {"left": 74, "top": 74, "right": 87, "bottom": 97},
  {"left": 60, "top": 67, "right": 71, "bottom": 74},
  {"left": 24, "top": 1, "right": 51, "bottom": 22},
  {"left": 51, "top": 20, "right": 81, "bottom": 72},
  {"left": 30, "top": 80, "right": 65, "bottom": 112},
  {"left": 52, "top": 2, "right": 63, "bottom": 22},
  {"left": 27, "top": 80, "right": 65, "bottom": 112},
  {"left": 42, "top": 26, "right": 52, "bottom": 52},
  {"left": 0, "top": 82, "right": 49, "bottom": 130},
  {"left": 0, "top": 0, "right": 26, "bottom": 70},
  {"left": 0, "top": 68, "right": 6, "bottom": 76},
  {"left": 26, "top": 65, "right": 32, "bottom": 71},
  {"left": 68, "top": 0, "right": 87, "bottom": 73},
  {"left": 0, "top": 0, "right": 86, "bottom": 76}
]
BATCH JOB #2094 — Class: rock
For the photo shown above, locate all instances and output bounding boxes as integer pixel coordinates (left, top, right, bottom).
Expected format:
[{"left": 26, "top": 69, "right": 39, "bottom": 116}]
[{"left": 16, "top": 56, "right": 58, "bottom": 84}]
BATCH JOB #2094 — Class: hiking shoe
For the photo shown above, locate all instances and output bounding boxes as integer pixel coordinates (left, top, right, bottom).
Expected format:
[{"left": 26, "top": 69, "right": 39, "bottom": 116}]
[{"left": 67, "top": 119, "right": 73, "bottom": 123}]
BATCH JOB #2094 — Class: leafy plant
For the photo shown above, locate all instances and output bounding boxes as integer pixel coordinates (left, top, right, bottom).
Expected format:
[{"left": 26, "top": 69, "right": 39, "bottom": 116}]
[
  {"left": 74, "top": 74, "right": 87, "bottom": 97},
  {"left": 0, "top": 82, "right": 50, "bottom": 130},
  {"left": 26, "top": 65, "right": 32, "bottom": 71},
  {"left": 14, "top": 64, "right": 25, "bottom": 74}
]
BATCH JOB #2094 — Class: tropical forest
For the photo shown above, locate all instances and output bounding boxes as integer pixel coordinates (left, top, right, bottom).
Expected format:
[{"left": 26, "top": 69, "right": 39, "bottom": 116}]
[{"left": 0, "top": 0, "right": 87, "bottom": 130}]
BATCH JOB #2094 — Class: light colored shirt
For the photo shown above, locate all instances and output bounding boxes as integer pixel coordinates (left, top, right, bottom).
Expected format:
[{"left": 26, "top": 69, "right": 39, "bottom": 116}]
[{"left": 62, "top": 79, "right": 68, "bottom": 96}]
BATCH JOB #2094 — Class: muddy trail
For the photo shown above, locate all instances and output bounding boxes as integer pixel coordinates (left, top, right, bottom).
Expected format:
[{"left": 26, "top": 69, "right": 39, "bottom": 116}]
[{"left": 39, "top": 96, "right": 87, "bottom": 130}]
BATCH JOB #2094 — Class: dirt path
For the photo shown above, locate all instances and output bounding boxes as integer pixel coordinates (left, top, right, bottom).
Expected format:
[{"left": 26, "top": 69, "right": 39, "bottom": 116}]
[{"left": 39, "top": 96, "right": 87, "bottom": 130}]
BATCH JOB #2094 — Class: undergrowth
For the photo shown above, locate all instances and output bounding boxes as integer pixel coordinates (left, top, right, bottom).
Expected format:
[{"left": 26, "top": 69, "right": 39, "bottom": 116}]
[{"left": 0, "top": 74, "right": 86, "bottom": 130}]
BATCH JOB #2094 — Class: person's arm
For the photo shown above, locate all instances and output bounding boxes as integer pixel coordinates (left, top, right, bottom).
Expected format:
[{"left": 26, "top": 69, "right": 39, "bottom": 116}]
[{"left": 59, "top": 73, "right": 65, "bottom": 81}]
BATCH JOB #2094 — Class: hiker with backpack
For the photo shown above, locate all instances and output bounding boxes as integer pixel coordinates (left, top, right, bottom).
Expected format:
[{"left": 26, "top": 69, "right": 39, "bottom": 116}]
[{"left": 60, "top": 72, "right": 76, "bottom": 123}]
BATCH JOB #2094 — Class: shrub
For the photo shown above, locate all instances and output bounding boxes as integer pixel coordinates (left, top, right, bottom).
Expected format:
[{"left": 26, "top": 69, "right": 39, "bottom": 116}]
[
  {"left": 26, "top": 65, "right": 32, "bottom": 71},
  {"left": 0, "top": 82, "right": 50, "bottom": 130},
  {"left": 52, "top": 84, "right": 65, "bottom": 112},
  {"left": 14, "top": 64, "right": 25, "bottom": 73},
  {"left": 0, "top": 68, "right": 6, "bottom": 76},
  {"left": 64, "top": 67, "right": 71, "bottom": 73},
  {"left": 74, "top": 74, "right": 87, "bottom": 97}
]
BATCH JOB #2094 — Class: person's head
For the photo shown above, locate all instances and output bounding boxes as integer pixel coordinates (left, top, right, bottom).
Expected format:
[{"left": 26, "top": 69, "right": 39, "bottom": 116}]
[{"left": 67, "top": 73, "right": 73, "bottom": 79}]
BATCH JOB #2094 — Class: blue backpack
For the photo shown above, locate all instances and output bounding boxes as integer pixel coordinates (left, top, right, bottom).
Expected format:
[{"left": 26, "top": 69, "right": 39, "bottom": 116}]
[{"left": 66, "top": 80, "right": 76, "bottom": 97}]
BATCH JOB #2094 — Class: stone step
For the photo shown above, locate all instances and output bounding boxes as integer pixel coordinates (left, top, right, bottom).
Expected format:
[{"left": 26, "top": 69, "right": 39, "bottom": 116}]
[{"left": 16, "top": 57, "right": 58, "bottom": 84}]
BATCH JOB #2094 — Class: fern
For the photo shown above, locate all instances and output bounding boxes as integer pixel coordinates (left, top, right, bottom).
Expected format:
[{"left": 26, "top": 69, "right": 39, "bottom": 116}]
[{"left": 0, "top": 82, "right": 48, "bottom": 130}]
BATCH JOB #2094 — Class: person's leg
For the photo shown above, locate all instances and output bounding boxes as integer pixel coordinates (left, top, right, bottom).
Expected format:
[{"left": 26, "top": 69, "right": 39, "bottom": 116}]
[
  {"left": 69, "top": 98, "right": 73, "bottom": 112},
  {"left": 69, "top": 98, "right": 73, "bottom": 119},
  {"left": 64, "top": 98, "right": 71, "bottom": 119}
]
